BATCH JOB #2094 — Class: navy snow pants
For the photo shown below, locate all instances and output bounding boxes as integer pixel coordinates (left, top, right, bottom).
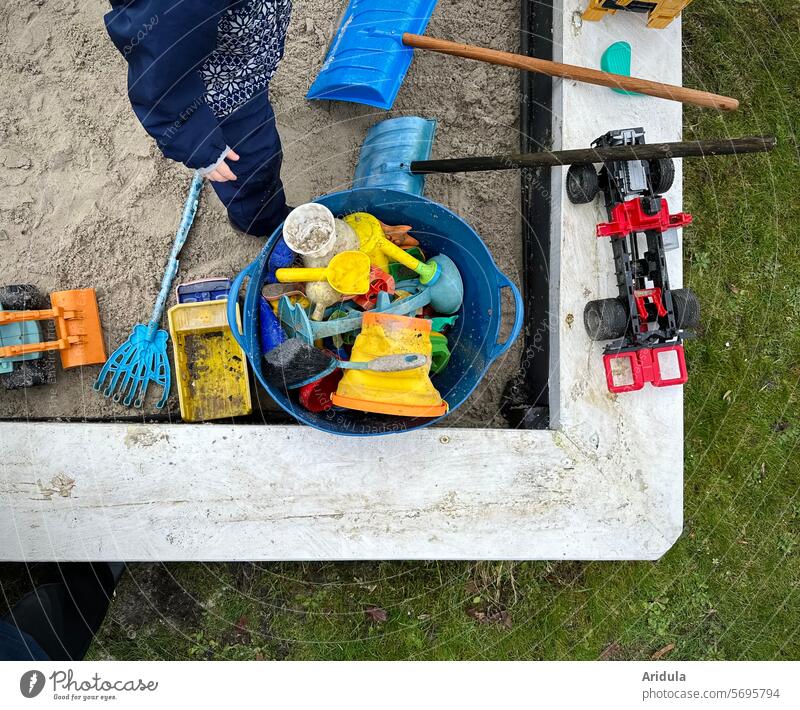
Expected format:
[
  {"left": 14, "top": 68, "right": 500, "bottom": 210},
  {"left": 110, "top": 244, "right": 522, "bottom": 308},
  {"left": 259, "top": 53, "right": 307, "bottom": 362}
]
[{"left": 211, "top": 93, "right": 289, "bottom": 238}]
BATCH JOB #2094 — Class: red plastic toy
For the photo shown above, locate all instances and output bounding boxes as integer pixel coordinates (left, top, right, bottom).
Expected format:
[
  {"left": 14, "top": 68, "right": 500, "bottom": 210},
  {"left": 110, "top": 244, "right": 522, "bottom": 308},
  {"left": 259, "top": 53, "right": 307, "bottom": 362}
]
[
  {"left": 351, "top": 267, "right": 395, "bottom": 311},
  {"left": 299, "top": 369, "right": 343, "bottom": 412},
  {"left": 603, "top": 344, "right": 687, "bottom": 394},
  {"left": 566, "top": 128, "right": 700, "bottom": 394}
]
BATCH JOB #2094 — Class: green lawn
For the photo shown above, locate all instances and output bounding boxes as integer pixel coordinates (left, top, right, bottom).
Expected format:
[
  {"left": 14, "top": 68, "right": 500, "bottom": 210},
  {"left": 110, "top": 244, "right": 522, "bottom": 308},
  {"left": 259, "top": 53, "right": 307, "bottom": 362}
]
[{"left": 7, "top": 0, "right": 800, "bottom": 661}]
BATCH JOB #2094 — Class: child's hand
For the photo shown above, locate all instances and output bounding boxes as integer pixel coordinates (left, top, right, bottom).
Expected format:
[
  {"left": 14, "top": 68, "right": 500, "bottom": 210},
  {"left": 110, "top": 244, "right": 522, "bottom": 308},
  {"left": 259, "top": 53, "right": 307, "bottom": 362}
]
[{"left": 206, "top": 149, "right": 240, "bottom": 182}]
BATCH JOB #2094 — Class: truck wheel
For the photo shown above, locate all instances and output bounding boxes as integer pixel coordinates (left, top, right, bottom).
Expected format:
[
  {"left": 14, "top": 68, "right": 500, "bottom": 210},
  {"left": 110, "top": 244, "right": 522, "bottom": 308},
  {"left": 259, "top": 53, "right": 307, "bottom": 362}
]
[
  {"left": 0, "top": 284, "right": 47, "bottom": 310},
  {"left": 648, "top": 158, "right": 675, "bottom": 195},
  {"left": 0, "top": 357, "right": 56, "bottom": 389},
  {"left": 566, "top": 164, "right": 600, "bottom": 204},
  {"left": 584, "top": 298, "right": 629, "bottom": 341},
  {"left": 671, "top": 288, "right": 700, "bottom": 330}
]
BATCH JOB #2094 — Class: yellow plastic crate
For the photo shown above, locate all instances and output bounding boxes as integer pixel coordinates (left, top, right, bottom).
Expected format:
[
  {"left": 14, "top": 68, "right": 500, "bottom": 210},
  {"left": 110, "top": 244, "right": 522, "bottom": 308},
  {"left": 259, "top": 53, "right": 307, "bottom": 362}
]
[{"left": 167, "top": 300, "right": 252, "bottom": 422}]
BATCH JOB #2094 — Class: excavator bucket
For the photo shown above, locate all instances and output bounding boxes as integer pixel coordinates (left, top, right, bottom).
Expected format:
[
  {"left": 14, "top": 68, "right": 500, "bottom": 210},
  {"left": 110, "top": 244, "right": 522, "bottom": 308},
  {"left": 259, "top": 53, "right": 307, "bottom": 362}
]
[{"left": 50, "top": 289, "right": 106, "bottom": 369}]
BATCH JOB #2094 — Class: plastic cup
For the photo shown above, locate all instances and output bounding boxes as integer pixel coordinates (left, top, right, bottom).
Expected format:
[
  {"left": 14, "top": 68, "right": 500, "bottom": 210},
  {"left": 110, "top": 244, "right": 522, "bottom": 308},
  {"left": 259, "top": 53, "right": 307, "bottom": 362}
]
[{"left": 282, "top": 203, "right": 336, "bottom": 257}]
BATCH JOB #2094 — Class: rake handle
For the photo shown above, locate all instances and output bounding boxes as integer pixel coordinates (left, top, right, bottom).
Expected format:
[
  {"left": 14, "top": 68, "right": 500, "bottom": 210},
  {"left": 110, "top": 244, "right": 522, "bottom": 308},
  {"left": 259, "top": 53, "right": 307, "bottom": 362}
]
[
  {"left": 409, "top": 136, "right": 777, "bottom": 174},
  {"left": 402, "top": 33, "right": 739, "bottom": 112},
  {"left": 147, "top": 170, "right": 204, "bottom": 334}
]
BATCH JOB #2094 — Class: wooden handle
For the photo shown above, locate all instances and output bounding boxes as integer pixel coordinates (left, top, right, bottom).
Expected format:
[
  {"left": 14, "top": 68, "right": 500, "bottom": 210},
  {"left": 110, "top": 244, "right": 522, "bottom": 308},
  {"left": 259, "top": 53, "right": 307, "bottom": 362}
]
[{"left": 403, "top": 33, "right": 739, "bottom": 112}]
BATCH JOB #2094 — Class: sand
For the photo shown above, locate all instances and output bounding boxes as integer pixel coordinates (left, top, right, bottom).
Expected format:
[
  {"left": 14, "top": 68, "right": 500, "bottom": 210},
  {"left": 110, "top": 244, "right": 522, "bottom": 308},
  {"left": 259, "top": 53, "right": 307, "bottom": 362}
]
[{"left": 0, "top": 0, "right": 522, "bottom": 427}]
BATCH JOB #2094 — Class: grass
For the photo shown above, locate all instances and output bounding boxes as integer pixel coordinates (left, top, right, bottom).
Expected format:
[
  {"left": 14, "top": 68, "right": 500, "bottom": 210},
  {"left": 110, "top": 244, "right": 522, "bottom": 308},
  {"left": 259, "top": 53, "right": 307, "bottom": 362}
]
[{"left": 5, "top": 0, "right": 800, "bottom": 661}]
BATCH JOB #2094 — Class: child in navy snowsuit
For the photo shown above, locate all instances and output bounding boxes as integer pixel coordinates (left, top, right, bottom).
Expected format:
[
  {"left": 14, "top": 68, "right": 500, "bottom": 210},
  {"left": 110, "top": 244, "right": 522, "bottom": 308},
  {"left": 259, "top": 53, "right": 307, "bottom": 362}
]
[{"left": 105, "top": 1, "right": 292, "bottom": 237}]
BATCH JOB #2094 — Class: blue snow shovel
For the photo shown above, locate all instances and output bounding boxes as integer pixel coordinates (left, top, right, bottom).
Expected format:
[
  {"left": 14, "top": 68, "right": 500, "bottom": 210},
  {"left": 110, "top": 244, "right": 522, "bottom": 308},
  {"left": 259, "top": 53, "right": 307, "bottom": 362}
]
[
  {"left": 94, "top": 172, "right": 203, "bottom": 409},
  {"left": 306, "top": 0, "right": 738, "bottom": 111},
  {"left": 307, "top": 0, "right": 439, "bottom": 110}
]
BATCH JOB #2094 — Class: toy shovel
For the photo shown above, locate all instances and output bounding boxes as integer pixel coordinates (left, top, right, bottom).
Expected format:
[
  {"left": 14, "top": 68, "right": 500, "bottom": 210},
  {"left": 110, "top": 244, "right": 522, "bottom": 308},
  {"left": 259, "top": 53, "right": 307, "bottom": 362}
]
[{"left": 275, "top": 251, "right": 371, "bottom": 295}]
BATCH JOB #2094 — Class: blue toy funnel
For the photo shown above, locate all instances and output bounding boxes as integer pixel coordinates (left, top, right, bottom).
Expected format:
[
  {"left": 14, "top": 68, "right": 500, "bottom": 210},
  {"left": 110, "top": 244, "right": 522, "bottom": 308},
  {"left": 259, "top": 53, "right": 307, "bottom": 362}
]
[
  {"left": 353, "top": 116, "right": 437, "bottom": 195},
  {"left": 306, "top": 0, "right": 439, "bottom": 110}
]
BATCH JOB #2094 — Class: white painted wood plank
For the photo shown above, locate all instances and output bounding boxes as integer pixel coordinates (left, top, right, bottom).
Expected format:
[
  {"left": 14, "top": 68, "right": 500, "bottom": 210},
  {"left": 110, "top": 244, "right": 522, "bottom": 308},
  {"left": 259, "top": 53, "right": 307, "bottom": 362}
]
[
  {"left": 550, "top": 3, "right": 684, "bottom": 539},
  {"left": 0, "top": 3, "right": 685, "bottom": 562},
  {"left": 552, "top": 7, "right": 685, "bottom": 424},
  {"left": 0, "top": 422, "right": 679, "bottom": 560},
  {"left": 551, "top": 0, "right": 683, "bottom": 512}
]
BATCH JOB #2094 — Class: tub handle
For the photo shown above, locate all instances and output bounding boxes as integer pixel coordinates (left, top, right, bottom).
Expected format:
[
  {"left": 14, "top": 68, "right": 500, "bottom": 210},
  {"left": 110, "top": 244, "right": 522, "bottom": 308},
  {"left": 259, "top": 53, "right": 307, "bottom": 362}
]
[
  {"left": 227, "top": 261, "right": 258, "bottom": 351},
  {"left": 489, "top": 270, "right": 524, "bottom": 361}
]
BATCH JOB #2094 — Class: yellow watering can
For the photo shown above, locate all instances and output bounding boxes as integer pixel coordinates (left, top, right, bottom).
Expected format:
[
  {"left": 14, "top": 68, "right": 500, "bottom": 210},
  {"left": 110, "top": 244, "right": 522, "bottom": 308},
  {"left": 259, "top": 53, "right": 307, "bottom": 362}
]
[
  {"left": 344, "top": 213, "right": 440, "bottom": 285},
  {"left": 275, "top": 250, "right": 371, "bottom": 295}
]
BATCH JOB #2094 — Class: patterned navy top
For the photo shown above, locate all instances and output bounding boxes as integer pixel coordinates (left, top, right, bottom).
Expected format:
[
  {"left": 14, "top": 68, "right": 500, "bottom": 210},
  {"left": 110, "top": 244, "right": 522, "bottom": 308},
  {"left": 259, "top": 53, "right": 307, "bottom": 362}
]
[
  {"left": 105, "top": 1, "right": 293, "bottom": 170},
  {"left": 202, "top": 0, "right": 292, "bottom": 118}
]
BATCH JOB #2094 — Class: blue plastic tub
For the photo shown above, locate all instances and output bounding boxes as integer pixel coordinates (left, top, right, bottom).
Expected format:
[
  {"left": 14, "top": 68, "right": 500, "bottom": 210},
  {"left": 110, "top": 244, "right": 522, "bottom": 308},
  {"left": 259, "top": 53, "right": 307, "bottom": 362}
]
[{"left": 228, "top": 187, "right": 523, "bottom": 436}]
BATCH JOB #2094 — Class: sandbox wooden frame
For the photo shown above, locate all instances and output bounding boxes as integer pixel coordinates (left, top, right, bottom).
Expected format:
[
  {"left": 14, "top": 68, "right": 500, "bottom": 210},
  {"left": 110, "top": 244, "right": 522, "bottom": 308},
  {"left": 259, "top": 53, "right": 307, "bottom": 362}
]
[{"left": 0, "top": 5, "right": 684, "bottom": 561}]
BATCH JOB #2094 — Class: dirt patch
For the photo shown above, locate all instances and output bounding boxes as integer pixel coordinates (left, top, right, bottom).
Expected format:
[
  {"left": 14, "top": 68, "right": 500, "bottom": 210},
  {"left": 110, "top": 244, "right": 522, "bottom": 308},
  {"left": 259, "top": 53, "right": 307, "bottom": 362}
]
[
  {"left": 108, "top": 564, "right": 204, "bottom": 631},
  {"left": 0, "top": 0, "right": 523, "bottom": 426},
  {"left": 542, "top": 561, "right": 589, "bottom": 589},
  {"left": 123, "top": 426, "right": 168, "bottom": 448}
]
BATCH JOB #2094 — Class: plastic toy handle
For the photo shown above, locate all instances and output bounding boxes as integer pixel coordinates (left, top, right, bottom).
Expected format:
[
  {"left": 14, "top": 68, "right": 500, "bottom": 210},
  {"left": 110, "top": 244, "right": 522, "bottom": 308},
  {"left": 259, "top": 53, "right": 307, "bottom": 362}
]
[
  {"left": 0, "top": 308, "right": 58, "bottom": 324},
  {"left": 379, "top": 236, "right": 419, "bottom": 268},
  {"left": 172, "top": 171, "right": 204, "bottom": 256},
  {"left": 275, "top": 266, "right": 327, "bottom": 283},
  {"left": 489, "top": 270, "right": 524, "bottom": 361},
  {"left": 378, "top": 237, "right": 437, "bottom": 283},
  {"left": 147, "top": 171, "right": 205, "bottom": 332},
  {"left": 0, "top": 339, "right": 65, "bottom": 360},
  {"left": 340, "top": 353, "right": 430, "bottom": 372},
  {"left": 227, "top": 261, "right": 259, "bottom": 351}
]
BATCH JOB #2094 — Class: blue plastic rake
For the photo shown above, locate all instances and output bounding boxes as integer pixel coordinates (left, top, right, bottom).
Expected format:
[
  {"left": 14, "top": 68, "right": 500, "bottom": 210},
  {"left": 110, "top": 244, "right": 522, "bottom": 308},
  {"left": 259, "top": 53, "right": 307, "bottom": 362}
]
[{"left": 94, "top": 172, "right": 203, "bottom": 409}]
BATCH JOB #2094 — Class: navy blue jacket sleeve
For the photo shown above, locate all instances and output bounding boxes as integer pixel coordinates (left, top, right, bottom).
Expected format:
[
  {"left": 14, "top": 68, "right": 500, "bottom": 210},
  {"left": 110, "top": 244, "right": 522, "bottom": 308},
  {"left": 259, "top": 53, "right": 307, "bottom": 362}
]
[{"left": 104, "top": 1, "right": 228, "bottom": 170}]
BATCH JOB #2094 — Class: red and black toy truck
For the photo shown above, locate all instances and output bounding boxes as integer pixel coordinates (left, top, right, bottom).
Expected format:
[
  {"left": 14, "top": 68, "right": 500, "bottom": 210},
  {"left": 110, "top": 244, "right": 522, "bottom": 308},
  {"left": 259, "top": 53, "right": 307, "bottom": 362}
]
[{"left": 565, "top": 127, "right": 700, "bottom": 394}]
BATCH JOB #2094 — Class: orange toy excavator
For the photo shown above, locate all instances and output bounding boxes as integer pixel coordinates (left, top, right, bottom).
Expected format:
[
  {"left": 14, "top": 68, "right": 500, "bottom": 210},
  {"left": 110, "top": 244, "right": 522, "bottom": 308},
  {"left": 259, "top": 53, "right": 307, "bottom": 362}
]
[
  {"left": 583, "top": 0, "right": 692, "bottom": 29},
  {"left": 0, "top": 286, "right": 105, "bottom": 387}
]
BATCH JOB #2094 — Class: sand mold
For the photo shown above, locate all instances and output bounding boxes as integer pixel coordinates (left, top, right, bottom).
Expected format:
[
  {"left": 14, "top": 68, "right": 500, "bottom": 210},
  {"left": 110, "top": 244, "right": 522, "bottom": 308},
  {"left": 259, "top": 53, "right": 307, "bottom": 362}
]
[{"left": 0, "top": 0, "right": 523, "bottom": 427}]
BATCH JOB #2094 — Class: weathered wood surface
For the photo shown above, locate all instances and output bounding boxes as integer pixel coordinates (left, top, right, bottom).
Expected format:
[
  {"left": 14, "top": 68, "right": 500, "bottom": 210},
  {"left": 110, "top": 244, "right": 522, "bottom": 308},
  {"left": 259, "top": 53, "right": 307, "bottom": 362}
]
[
  {"left": 0, "top": 423, "right": 679, "bottom": 560},
  {"left": 548, "top": 6, "right": 685, "bottom": 549},
  {"left": 0, "top": 3, "right": 685, "bottom": 561}
]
